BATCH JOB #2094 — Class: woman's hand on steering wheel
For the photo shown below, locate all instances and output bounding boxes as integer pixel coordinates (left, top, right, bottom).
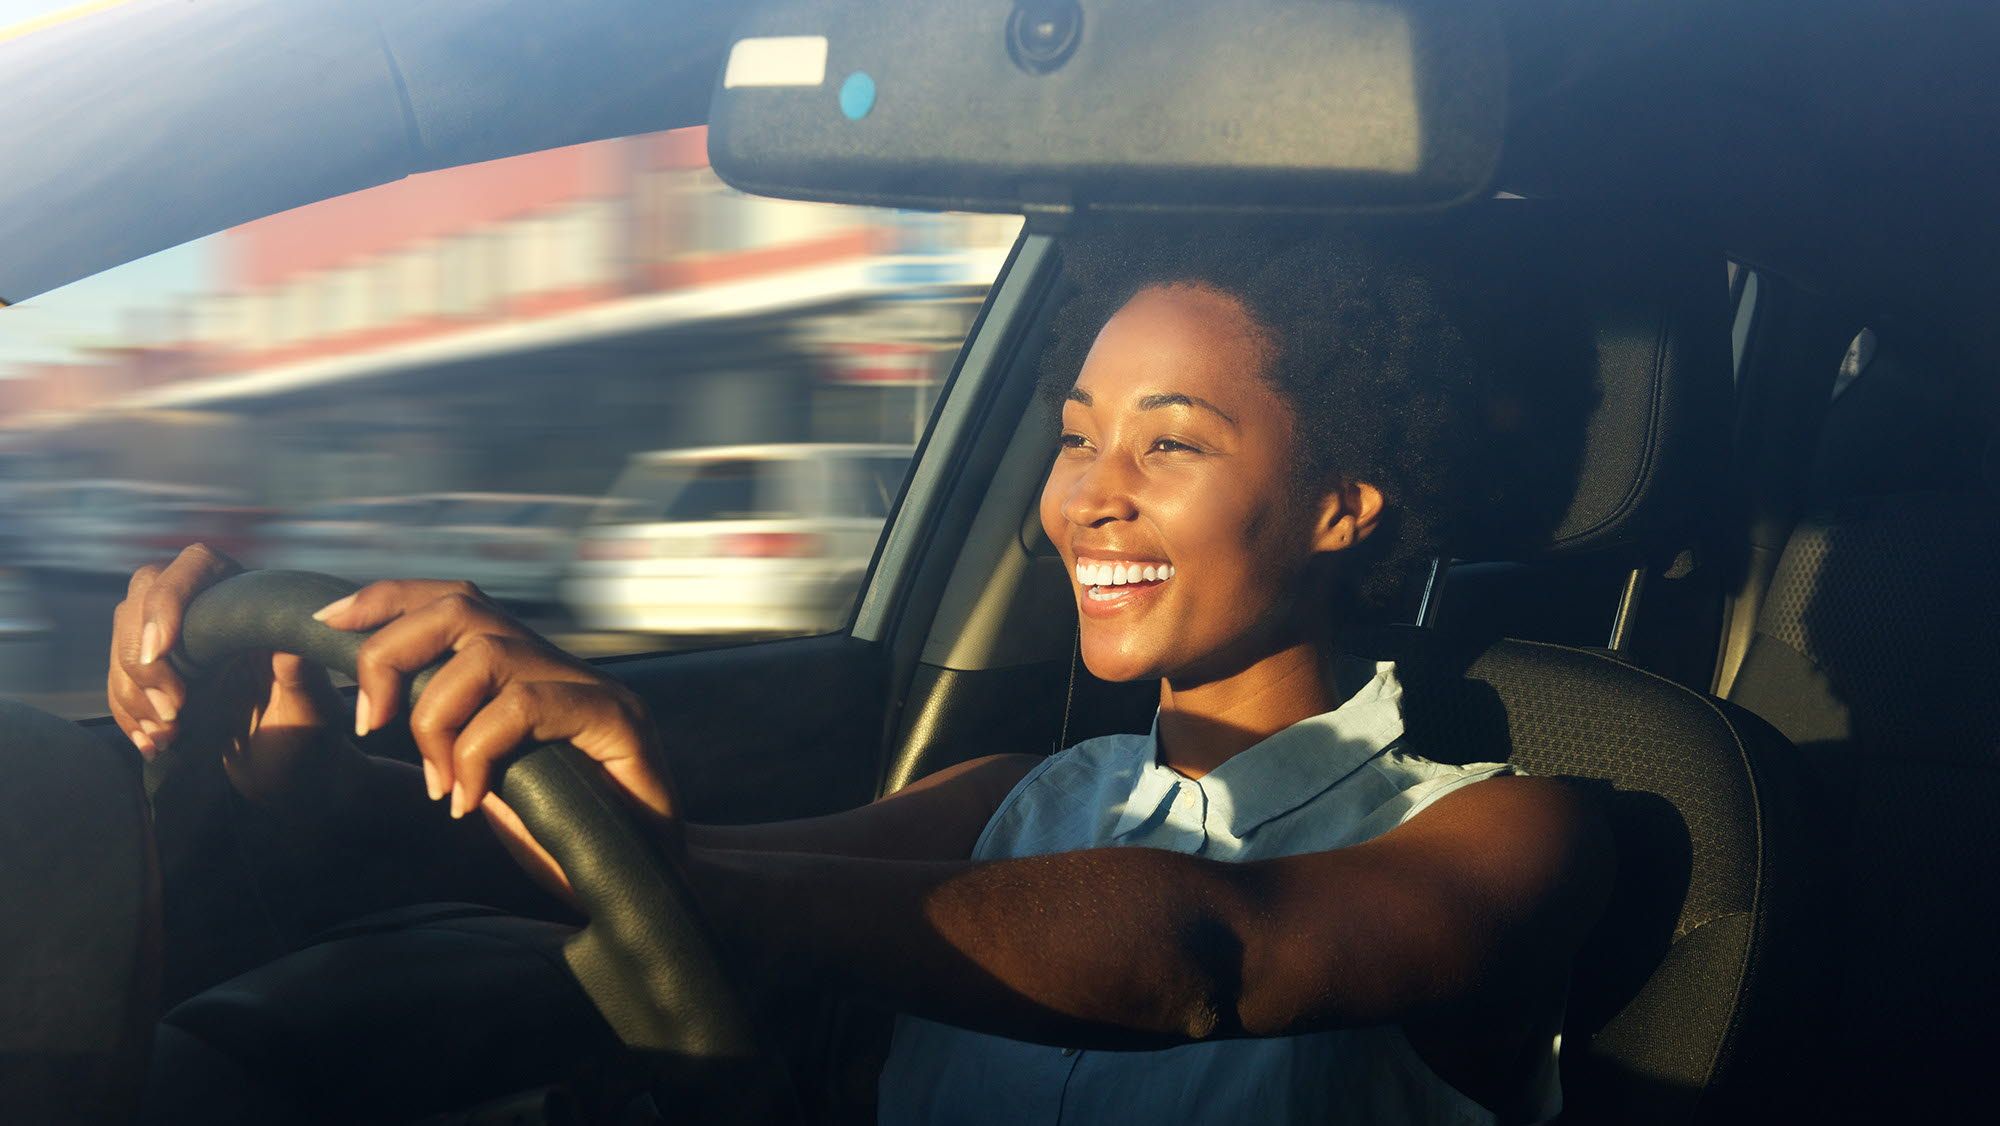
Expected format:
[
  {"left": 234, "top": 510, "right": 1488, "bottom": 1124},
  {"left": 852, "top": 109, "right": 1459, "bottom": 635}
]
[
  {"left": 315, "top": 577, "right": 680, "bottom": 839},
  {"left": 110, "top": 544, "right": 352, "bottom": 811}
]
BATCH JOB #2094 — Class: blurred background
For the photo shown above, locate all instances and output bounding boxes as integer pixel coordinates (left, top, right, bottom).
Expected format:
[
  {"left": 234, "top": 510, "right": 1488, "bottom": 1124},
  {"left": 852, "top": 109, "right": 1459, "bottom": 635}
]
[{"left": 0, "top": 125, "right": 1021, "bottom": 715}]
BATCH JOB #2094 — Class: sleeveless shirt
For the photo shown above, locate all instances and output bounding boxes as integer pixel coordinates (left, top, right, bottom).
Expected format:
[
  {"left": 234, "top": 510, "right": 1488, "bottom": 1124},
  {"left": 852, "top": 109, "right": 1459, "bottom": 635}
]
[{"left": 877, "top": 660, "right": 1564, "bottom": 1125}]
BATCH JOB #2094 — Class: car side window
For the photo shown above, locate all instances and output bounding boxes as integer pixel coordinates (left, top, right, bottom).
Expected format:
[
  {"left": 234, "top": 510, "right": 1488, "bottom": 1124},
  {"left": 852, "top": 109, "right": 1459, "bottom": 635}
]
[
  {"left": 663, "top": 460, "right": 771, "bottom": 522},
  {"left": 1831, "top": 327, "right": 1876, "bottom": 400},
  {"left": 0, "top": 123, "right": 1020, "bottom": 716},
  {"left": 1729, "top": 261, "right": 1759, "bottom": 381}
]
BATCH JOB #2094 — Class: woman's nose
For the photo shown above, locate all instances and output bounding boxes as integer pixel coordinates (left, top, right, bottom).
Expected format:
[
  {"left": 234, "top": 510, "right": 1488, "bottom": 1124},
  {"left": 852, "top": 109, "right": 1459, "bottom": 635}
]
[{"left": 1063, "top": 455, "right": 1139, "bottom": 527}]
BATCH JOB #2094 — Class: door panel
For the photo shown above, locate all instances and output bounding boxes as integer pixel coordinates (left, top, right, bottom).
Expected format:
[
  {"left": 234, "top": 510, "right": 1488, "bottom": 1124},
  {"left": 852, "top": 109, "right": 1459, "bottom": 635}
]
[{"left": 600, "top": 632, "right": 886, "bottom": 824}]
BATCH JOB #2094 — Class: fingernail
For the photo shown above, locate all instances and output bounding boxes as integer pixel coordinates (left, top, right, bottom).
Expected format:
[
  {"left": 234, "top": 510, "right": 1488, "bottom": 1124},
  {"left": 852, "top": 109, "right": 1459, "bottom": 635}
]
[
  {"left": 139, "top": 622, "right": 161, "bottom": 665},
  {"left": 131, "top": 730, "right": 156, "bottom": 757},
  {"left": 143, "top": 687, "right": 178, "bottom": 723},
  {"left": 312, "top": 594, "right": 357, "bottom": 622},
  {"left": 354, "top": 689, "right": 372, "bottom": 738},
  {"left": 422, "top": 759, "right": 444, "bottom": 802},
  {"left": 449, "top": 784, "right": 467, "bottom": 819}
]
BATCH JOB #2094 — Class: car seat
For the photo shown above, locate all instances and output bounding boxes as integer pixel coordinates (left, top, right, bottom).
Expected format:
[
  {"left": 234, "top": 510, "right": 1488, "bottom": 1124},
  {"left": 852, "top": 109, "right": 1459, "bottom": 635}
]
[
  {"left": 0, "top": 708, "right": 160, "bottom": 1125},
  {"left": 1725, "top": 333, "right": 1999, "bottom": 1119}
]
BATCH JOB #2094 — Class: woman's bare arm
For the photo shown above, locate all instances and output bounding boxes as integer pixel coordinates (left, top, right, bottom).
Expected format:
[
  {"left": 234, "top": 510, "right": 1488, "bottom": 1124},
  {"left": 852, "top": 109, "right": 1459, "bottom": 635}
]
[
  {"left": 687, "top": 775, "right": 1612, "bottom": 1048},
  {"left": 686, "top": 753, "right": 1043, "bottom": 860}
]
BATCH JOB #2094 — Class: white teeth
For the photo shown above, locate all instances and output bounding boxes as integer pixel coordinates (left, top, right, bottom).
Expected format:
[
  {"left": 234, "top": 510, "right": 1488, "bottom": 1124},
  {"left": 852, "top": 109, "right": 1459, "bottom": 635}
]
[{"left": 1075, "top": 560, "right": 1174, "bottom": 588}]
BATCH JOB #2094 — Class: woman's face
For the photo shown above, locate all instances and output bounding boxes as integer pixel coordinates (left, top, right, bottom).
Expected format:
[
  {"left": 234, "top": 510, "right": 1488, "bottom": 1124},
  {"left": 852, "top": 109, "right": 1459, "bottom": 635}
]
[{"left": 1039, "top": 283, "right": 1373, "bottom": 684}]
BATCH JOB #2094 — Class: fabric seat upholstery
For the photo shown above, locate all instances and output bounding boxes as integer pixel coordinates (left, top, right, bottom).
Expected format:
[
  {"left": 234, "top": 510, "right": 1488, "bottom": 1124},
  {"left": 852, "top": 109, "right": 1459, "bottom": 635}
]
[
  {"left": 1338, "top": 206, "right": 1814, "bottom": 1122},
  {"left": 1352, "top": 628, "right": 1814, "bottom": 1125},
  {"left": 0, "top": 710, "right": 160, "bottom": 1126},
  {"left": 1729, "top": 490, "right": 2000, "bottom": 1117},
  {"left": 1725, "top": 326, "right": 2000, "bottom": 1116}
]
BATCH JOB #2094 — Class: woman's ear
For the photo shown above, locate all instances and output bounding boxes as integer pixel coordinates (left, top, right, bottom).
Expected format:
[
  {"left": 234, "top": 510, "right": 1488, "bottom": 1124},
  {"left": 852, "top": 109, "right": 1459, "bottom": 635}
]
[{"left": 1311, "top": 480, "right": 1386, "bottom": 553}]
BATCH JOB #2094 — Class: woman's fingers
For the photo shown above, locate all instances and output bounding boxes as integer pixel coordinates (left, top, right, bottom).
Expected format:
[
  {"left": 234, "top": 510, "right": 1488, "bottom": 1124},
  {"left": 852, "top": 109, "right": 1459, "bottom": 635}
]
[
  {"left": 449, "top": 681, "right": 604, "bottom": 818},
  {"left": 105, "top": 674, "right": 156, "bottom": 758},
  {"left": 110, "top": 567, "right": 181, "bottom": 751},
  {"left": 449, "top": 679, "right": 668, "bottom": 821},
  {"left": 446, "top": 681, "right": 547, "bottom": 817},
  {"left": 314, "top": 578, "right": 502, "bottom": 634},
  {"left": 336, "top": 581, "right": 519, "bottom": 737},
  {"left": 318, "top": 576, "right": 671, "bottom": 826},
  {"left": 111, "top": 544, "right": 243, "bottom": 750},
  {"left": 136, "top": 543, "right": 241, "bottom": 668},
  {"left": 403, "top": 633, "right": 544, "bottom": 805}
]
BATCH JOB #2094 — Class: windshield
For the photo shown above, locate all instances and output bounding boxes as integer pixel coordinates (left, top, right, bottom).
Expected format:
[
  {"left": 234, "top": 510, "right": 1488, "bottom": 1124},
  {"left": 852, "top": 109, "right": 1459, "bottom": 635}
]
[{"left": 0, "top": 119, "right": 1020, "bottom": 715}]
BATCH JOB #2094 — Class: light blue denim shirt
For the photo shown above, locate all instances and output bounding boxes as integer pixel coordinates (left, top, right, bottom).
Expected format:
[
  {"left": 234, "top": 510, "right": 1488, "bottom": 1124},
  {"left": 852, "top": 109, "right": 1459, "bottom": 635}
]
[{"left": 878, "top": 660, "right": 1563, "bottom": 1126}]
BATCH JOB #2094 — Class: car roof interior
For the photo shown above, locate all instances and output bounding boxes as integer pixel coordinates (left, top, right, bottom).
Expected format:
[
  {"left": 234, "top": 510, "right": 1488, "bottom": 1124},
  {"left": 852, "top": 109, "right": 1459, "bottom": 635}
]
[{"left": 7, "top": 1, "right": 2000, "bottom": 327}]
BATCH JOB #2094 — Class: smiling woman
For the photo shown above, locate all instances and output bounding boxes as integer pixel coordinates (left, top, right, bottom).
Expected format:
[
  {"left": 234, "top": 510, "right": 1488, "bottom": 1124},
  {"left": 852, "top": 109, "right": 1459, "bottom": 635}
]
[
  {"left": 106, "top": 223, "right": 1608, "bottom": 1125},
  {"left": 853, "top": 228, "right": 1600, "bottom": 1123}
]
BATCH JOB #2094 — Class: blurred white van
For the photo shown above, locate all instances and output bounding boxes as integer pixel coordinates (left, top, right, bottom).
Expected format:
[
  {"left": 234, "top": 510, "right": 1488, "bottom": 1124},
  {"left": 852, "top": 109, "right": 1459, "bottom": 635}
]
[{"left": 562, "top": 444, "right": 912, "bottom": 638}]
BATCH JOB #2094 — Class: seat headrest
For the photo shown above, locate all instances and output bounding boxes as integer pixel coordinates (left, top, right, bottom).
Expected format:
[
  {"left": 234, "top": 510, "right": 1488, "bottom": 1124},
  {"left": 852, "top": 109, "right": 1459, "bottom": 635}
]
[{"left": 1441, "top": 205, "right": 1733, "bottom": 562}]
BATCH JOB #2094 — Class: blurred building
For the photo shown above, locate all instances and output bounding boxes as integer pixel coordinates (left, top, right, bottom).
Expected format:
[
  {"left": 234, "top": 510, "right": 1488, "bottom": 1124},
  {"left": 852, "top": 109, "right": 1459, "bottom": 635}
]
[{"left": 0, "top": 127, "right": 1018, "bottom": 504}]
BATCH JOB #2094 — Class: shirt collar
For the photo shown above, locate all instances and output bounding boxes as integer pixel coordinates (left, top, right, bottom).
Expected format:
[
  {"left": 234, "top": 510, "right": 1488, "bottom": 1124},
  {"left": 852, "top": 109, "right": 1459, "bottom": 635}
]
[{"left": 1110, "top": 659, "right": 1405, "bottom": 843}]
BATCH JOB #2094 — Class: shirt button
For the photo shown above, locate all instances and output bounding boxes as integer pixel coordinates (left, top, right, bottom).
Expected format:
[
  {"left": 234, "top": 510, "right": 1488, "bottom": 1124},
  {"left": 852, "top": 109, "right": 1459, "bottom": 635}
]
[{"left": 1060, "top": 1047, "right": 1079, "bottom": 1057}]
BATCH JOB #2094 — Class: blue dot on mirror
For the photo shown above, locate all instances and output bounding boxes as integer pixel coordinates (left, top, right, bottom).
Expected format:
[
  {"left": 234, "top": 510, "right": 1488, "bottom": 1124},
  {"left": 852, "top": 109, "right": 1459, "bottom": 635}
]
[{"left": 840, "top": 71, "right": 876, "bottom": 120}]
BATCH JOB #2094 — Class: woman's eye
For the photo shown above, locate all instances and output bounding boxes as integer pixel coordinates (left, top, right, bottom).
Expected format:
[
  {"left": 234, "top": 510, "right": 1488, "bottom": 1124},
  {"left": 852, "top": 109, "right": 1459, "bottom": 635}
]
[
  {"left": 1151, "top": 437, "right": 1200, "bottom": 454},
  {"left": 1058, "top": 432, "right": 1090, "bottom": 450}
]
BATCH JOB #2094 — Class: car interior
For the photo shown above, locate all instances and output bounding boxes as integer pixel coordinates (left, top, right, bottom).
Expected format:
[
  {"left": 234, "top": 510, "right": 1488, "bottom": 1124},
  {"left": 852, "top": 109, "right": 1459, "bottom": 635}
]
[{"left": 2, "top": 1, "right": 1997, "bottom": 1124}]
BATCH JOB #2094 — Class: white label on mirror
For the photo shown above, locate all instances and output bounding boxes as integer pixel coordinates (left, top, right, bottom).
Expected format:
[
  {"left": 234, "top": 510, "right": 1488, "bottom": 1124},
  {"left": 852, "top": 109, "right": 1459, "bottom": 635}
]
[{"left": 723, "top": 36, "right": 830, "bottom": 89}]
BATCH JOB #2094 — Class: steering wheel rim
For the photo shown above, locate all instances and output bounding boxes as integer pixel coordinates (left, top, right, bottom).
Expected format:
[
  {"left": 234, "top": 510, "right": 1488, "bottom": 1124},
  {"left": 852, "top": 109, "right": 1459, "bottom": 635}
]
[{"left": 161, "top": 568, "right": 761, "bottom": 1064}]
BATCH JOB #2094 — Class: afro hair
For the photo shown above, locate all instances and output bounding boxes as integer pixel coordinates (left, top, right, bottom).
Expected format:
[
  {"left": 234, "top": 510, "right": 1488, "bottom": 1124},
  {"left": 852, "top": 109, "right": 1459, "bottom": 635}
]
[{"left": 1036, "top": 222, "right": 1507, "bottom": 620}]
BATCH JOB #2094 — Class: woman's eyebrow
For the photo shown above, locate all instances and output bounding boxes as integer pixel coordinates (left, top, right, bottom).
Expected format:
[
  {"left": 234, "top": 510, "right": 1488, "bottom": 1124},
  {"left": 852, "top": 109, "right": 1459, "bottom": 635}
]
[
  {"left": 1064, "top": 387, "right": 1239, "bottom": 428},
  {"left": 1136, "top": 392, "right": 1239, "bottom": 427}
]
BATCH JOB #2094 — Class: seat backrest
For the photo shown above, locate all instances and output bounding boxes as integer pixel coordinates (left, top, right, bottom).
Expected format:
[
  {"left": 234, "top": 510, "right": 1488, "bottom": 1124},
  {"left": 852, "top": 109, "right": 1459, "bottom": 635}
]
[
  {"left": 1731, "top": 491, "right": 2000, "bottom": 753},
  {"left": 1725, "top": 346, "right": 2000, "bottom": 1116},
  {"left": 0, "top": 705, "right": 160, "bottom": 1126},
  {"left": 1349, "top": 207, "right": 1817, "bottom": 1121},
  {"left": 1355, "top": 628, "right": 1814, "bottom": 1125}
]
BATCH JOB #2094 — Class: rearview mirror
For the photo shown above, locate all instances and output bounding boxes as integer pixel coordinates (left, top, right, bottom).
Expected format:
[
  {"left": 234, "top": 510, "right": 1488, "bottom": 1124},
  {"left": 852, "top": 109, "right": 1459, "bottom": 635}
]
[{"left": 708, "top": 0, "right": 1505, "bottom": 219}]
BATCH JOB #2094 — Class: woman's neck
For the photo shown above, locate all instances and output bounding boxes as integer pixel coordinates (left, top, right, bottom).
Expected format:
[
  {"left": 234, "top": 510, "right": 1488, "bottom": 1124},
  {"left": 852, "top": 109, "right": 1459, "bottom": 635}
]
[{"left": 1154, "top": 636, "right": 1342, "bottom": 779}]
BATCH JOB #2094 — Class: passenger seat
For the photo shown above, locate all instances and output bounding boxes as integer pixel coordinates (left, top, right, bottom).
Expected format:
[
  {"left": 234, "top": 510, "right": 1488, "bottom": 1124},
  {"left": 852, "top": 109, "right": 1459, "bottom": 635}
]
[{"left": 1725, "top": 334, "right": 1999, "bottom": 1118}]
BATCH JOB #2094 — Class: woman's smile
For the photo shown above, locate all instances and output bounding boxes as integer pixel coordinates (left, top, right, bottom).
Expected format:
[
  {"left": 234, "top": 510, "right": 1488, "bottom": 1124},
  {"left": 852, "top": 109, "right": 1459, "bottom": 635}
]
[
  {"left": 1074, "top": 558, "right": 1176, "bottom": 587},
  {"left": 1075, "top": 554, "right": 1177, "bottom": 614}
]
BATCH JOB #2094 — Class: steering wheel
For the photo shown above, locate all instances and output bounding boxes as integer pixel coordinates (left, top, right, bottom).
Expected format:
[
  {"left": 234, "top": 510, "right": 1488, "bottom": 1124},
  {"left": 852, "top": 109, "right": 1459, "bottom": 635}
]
[{"left": 160, "top": 569, "right": 761, "bottom": 1071}]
